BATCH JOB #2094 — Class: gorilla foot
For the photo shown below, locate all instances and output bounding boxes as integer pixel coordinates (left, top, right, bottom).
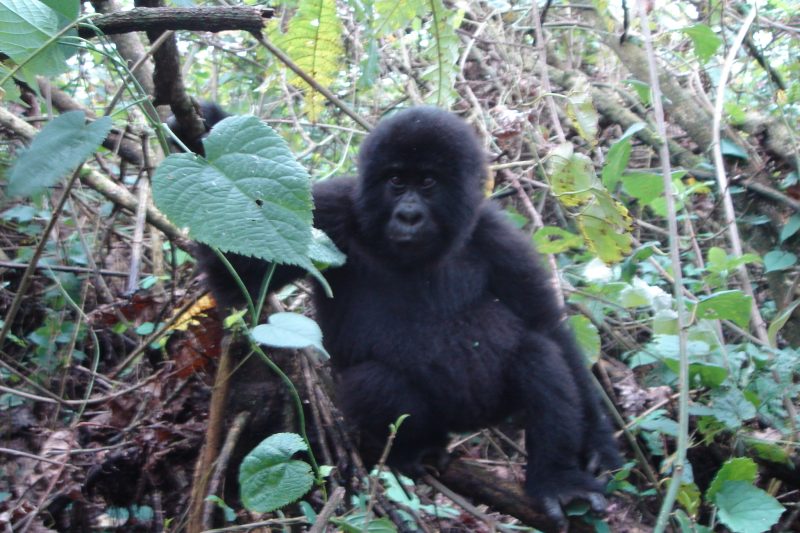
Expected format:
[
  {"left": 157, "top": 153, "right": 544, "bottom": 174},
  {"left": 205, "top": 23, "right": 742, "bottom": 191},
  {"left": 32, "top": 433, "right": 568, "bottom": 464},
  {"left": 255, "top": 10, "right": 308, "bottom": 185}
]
[{"left": 539, "top": 490, "right": 608, "bottom": 525}]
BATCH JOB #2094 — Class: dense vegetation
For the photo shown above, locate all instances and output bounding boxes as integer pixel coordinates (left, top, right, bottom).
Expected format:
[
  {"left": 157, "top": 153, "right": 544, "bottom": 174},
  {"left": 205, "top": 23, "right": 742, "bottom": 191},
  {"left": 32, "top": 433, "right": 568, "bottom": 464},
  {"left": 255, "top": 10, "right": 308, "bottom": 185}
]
[{"left": 0, "top": 0, "right": 797, "bottom": 531}]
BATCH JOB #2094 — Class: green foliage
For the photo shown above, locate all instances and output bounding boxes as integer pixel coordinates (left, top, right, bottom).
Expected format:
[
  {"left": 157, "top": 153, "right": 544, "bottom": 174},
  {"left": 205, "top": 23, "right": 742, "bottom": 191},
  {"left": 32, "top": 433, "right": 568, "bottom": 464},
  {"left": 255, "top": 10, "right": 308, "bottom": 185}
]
[
  {"left": 205, "top": 495, "right": 236, "bottom": 523},
  {"left": 682, "top": 24, "right": 722, "bottom": 63},
  {"left": 547, "top": 143, "right": 633, "bottom": 263},
  {"left": 714, "top": 482, "right": 784, "bottom": 533},
  {"left": 6, "top": 111, "right": 112, "bottom": 197},
  {"left": 373, "top": 0, "right": 427, "bottom": 36},
  {"left": 763, "top": 250, "right": 797, "bottom": 272},
  {"left": 152, "top": 115, "right": 315, "bottom": 269},
  {"left": 720, "top": 139, "right": 749, "bottom": 160},
  {"left": 251, "top": 312, "right": 330, "bottom": 359},
  {"left": 568, "top": 315, "right": 601, "bottom": 364},
  {"left": 268, "top": 0, "right": 344, "bottom": 120},
  {"left": 533, "top": 226, "right": 583, "bottom": 254},
  {"left": 676, "top": 481, "right": 701, "bottom": 517},
  {"left": 767, "top": 299, "right": 800, "bottom": 348},
  {"left": 239, "top": 432, "right": 315, "bottom": 513},
  {"left": 694, "top": 290, "right": 752, "bottom": 329},
  {"left": 377, "top": 471, "right": 459, "bottom": 519},
  {"left": 419, "top": 0, "right": 461, "bottom": 106},
  {"left": 565, "top": 80, "right": 599, "bottom": 145},
  {"left": 621, "top": 171, "right": 688, "bottom": 217},
  {"left": 706, "top": 457, "right": 757, "bottom": 501},
  {"left": 331, "top": 514, "right": 398, "bottom": 533},
  {"left": 779, "top": 213, "right": 800, "bottom": 242},
  {"left": 602, "top": 123, "right": 646, "bottom": 189},
  {"left": 705, "top": 247, "right": 762, "bottom": 289},
  {"left": 0, "top": 0, "right": 78, "bottom": 84},
  {"left": 706, "top": 461, "right": 786, "bottom": 533}
]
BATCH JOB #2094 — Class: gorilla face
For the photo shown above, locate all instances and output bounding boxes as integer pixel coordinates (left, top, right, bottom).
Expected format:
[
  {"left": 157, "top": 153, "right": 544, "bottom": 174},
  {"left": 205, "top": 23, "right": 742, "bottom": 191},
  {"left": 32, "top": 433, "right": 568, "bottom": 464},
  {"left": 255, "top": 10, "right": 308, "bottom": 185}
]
[
  {"left": 381, "top": 169, "right": 443, "bottom": 259},
  {"left": 355, "top": 107, "right": 486, "bottom": 264}
]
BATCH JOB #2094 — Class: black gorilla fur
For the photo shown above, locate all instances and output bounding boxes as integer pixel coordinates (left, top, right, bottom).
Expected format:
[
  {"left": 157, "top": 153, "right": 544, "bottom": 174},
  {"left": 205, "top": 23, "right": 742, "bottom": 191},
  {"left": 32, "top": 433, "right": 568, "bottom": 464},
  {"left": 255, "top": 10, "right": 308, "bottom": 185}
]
[
  {"left": 166, "top": 101, "right": 229, "bottom": 155},
  {"left": 193, "top": 106, "right": 620, "bottom": 521}
]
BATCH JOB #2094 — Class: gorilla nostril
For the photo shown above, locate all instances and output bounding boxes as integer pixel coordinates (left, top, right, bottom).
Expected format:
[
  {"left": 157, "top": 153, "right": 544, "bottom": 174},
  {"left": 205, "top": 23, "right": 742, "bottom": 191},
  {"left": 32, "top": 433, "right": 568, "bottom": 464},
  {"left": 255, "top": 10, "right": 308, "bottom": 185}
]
[{"left": 396, "top": 208, "right": 423, "bottom": 226}]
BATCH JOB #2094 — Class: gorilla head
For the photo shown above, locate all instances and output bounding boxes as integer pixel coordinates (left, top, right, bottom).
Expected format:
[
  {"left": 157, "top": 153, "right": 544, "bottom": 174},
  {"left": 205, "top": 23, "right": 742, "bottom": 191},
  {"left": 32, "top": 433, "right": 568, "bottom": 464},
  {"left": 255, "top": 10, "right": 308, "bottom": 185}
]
[{"left": 354, "top": 107, "right": 486, "bottom": 264}]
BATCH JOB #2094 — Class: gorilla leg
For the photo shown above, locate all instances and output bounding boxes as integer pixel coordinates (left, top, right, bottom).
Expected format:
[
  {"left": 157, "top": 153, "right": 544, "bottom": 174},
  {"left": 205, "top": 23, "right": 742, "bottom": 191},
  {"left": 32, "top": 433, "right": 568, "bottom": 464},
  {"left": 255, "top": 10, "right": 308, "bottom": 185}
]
[
  {"left": 549, "top": 325, "right": 620, "bottom": 474},
  {"left": 512, "top": 333, "right": 606, "bottom": 521},
  {"left": 337, "top": 361, "right": 449, "bottom": 475}
]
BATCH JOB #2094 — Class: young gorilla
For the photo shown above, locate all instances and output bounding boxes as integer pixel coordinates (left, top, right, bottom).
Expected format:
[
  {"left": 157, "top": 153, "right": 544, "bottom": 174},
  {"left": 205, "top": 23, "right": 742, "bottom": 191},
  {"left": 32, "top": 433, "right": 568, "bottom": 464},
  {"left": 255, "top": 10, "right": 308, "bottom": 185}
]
[{"left": 195, "top": 107, "right": 620, "bottom": 522}]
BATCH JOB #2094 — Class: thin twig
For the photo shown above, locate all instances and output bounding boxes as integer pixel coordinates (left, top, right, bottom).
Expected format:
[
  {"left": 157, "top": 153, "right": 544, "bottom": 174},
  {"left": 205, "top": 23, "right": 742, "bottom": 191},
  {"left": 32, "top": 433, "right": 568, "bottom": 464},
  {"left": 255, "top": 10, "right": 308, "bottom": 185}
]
[
  {"left": 308, "top": 486, "right": 346, "bottom": 533},
  {"left": 634, "top": 0, "right": 687, "bottom": 530},
  {"left": 0, "top": 447, "right": 79, "bottom": 469},
  {"left": 0, "top": 260, "right": 132, "bottom": 277},
  {"left": 710, "top": 7, "right": 768, "bottom": 344},
  {"left": 529, "top": 1, "right": 567, "bottom": 143}
]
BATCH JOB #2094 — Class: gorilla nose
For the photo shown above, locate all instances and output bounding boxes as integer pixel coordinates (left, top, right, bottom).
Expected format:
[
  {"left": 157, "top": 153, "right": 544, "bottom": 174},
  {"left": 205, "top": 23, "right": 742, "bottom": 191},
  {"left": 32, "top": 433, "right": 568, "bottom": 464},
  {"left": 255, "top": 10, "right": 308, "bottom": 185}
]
[{"left": 396, "top": 209, "right": 423, "bottom": 227}]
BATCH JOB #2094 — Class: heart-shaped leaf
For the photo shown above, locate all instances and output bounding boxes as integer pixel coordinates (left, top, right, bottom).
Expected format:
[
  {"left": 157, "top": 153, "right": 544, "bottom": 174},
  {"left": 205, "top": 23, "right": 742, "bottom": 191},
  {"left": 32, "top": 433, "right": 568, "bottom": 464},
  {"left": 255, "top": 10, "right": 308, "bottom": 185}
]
[{"left": 153, "top": 115, "right": 313, "bottom": 269}]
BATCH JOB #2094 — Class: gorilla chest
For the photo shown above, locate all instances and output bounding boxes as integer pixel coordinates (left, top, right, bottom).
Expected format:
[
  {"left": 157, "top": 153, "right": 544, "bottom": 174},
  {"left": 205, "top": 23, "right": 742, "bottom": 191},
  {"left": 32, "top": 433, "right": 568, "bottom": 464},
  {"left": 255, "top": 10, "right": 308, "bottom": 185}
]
[{"left": 316, "top": 261, "right": 524, "bottom": 376}]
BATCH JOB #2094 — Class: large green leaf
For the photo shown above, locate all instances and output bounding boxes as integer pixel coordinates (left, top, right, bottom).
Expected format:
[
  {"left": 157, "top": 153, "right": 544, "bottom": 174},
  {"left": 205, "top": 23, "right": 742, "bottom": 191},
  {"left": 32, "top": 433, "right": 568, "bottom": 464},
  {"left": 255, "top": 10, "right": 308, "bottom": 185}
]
[
  {"left": 708, "top": 389, "right": 757, "bottom": 430},
  {"left": 621, "top": 172, "right": 664, "bottom": 205},
  {"left": 38, "top": 0, "right": 78, "bottom": 23},
  {"left": 152, "top": 115, "right": 314, "bottom": 269},
  {"left": 7, "top": 111, "right": 112, "bottom": 197},
  {"left": 763, "top": 250, "right": 796, "bottom": 273},
  {"left": 239, "top": 433, "right": 314, "bottom": 513},
  {"left": 714, "top": 481, "right": 784, "bottom": 533},
  {"left": 695, "top": 290, "right": 752, "bottom": 329},
  {"left": 706, "top": 457, "right": 757, "bottom": 502},
  {"left": 779, "top": 213, "right": 800, "bottom": 242},
  {"left": 0, "top": 0, "right": 76, "bottom": 77},
  {"left": 373, "top": 0, "right": 426, "bottom": 36},
  {"left": 576, "top": 192, "right": 633, "bottom": 263}
]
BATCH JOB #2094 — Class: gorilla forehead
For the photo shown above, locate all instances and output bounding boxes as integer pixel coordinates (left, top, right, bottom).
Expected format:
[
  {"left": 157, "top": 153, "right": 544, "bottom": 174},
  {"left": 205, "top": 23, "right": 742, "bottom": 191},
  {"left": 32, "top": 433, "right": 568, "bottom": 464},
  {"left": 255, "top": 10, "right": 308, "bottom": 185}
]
[{"left": 358, "top": 107, "right": 485, "bottom": 182}]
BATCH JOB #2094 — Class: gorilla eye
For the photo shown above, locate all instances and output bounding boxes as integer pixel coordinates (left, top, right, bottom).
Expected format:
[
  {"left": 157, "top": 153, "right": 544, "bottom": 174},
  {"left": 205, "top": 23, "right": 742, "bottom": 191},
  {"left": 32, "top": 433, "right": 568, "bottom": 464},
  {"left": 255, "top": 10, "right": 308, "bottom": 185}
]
[
  {"left": 421, "top": 177, "right": 436, "bottom": 189},
  {"left": 389, "top": 176, "right": 405, "bottom": 188}
]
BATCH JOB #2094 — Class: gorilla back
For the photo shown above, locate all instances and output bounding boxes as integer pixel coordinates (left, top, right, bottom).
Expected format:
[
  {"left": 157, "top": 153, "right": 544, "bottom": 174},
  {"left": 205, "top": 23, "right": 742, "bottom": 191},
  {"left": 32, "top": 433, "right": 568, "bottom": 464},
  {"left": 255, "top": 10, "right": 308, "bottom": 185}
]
[{"left": 198, "top": 106, "right": 620, "bottom": 522}]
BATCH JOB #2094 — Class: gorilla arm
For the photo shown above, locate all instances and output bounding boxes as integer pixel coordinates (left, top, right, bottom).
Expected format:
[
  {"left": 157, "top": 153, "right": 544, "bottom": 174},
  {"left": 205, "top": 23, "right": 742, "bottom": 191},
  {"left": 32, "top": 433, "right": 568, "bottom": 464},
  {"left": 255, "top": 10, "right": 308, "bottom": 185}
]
[{"left": 472, "top": 204, "right": 565, "bottom": 329}]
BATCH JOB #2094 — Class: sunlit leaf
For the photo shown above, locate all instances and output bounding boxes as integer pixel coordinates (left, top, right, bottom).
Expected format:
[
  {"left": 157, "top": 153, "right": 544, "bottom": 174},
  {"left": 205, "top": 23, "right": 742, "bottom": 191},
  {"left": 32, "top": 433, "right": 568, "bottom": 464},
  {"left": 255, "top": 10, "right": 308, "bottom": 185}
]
[
  {"left": 268, "top": 0, "right": 344, "bottom": 120},
  {"left": 682, "top": 24, "right": 722, "bottom": 63}
]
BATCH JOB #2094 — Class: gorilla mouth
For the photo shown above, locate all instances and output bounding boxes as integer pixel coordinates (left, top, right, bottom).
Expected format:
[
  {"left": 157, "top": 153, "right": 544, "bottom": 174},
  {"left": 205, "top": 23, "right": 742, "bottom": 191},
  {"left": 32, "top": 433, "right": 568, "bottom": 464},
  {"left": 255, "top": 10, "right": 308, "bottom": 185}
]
[{"left": 387, "top": 228, "right": 426, "bottom": 246}]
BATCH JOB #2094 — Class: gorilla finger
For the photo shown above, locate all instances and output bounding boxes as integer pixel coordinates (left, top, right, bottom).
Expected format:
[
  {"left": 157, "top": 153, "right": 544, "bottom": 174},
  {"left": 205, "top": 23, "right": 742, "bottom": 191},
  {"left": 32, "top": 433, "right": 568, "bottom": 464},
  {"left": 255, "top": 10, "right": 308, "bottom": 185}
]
[{"left": 540, "top": 496, "right": 567, "bottom": 527}]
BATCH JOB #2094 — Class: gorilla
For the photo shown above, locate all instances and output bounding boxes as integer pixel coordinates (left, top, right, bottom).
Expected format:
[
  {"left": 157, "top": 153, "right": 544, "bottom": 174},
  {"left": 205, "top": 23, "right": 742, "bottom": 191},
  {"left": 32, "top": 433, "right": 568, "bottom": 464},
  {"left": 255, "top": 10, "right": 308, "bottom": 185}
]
[
  {"left": 166, "top": 101, "right": 229, "bottom": 155},
  {"left": 193, "top": 106, "right": 620, "bottom": 522}
]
